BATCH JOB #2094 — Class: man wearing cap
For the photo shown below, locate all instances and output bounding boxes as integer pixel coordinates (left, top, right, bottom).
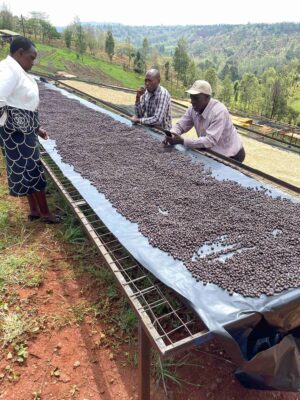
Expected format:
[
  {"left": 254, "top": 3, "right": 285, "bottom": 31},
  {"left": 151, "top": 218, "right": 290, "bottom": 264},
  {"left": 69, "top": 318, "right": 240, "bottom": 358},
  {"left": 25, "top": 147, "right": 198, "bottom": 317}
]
[
  {"left": 131, "top": 68, "right": 172, "bottom": 130},
  {"left": 165, "top": 80, "right": 245, "bottom": 162}
]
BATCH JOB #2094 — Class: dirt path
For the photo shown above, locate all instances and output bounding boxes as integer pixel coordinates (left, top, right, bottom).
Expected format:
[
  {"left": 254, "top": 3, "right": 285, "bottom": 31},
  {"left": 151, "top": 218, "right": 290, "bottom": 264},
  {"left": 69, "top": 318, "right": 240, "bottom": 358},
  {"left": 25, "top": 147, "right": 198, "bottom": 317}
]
[{"left": 0, "top": 159, "right": 164, "bottom": 400}]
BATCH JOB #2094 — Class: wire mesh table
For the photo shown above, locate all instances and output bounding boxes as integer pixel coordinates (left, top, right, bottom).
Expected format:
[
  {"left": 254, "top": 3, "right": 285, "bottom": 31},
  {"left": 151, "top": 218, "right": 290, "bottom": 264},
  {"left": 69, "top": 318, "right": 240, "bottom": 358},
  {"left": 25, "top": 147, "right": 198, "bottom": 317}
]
[
  {"left": 40, "top": 150, "right": 212, "bottom": 400},
  {"left": 38, "top": 78, "right": 299, "bottom": 398}
]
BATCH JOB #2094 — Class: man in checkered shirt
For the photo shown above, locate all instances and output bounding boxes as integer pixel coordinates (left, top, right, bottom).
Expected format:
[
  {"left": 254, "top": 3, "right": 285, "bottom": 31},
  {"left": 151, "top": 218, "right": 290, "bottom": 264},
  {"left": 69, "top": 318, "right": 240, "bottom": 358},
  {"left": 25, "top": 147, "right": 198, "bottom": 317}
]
[{"left": 131, "top": 69, "right": 172, "bottom": 130}]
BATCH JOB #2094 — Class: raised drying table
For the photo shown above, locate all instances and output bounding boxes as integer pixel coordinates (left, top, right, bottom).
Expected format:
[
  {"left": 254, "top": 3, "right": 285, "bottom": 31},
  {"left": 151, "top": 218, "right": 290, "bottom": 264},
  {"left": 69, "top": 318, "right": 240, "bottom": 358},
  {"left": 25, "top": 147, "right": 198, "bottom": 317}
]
[{"left": 38, "top": 80, "right": 300, "bottom": 398}]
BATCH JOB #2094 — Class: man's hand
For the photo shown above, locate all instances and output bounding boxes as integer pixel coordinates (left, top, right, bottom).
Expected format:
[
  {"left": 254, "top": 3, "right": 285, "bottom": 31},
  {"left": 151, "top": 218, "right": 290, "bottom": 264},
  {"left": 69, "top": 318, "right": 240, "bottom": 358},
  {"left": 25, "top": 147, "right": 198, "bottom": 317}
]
[
  {"left": 131, "top": 115, "right": 140, "bottom": 124},
  {"left": 38, "top": 128, "right": 48, "bottom": 140},
  {"left": 165, "top": 132, "right": 184, "bottom": 146},
  {"left": 135, "top": 87, "right": 145, "bottom": 103}
]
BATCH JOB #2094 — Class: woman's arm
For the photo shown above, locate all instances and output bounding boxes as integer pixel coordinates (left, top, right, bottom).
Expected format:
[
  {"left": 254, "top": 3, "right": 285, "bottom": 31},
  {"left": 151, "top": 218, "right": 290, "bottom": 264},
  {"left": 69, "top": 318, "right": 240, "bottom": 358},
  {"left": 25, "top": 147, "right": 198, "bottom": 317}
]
[{"left": 37, "top": 127, "right": 49, "bottom": 140}]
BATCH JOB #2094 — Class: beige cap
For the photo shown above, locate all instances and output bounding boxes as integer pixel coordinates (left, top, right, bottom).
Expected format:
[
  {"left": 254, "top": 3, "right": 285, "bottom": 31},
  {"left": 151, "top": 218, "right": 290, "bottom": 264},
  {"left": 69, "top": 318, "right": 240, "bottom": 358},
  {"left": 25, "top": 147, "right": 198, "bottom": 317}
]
[{"left": 186, "top": 80, "right": 212, "bottom": 96}]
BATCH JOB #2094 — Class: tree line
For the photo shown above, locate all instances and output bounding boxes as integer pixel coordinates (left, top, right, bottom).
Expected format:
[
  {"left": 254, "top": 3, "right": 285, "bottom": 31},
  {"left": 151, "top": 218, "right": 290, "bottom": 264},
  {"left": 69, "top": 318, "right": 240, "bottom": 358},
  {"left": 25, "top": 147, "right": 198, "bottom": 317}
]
[
  {"left": 171, "top": 39, "right": 299, "bottom": 124},
  {"left": 0, "top": 5, "right": 60, "bottom": 43},
  {"left": 61, "top": 23, "right": 300, "bottom": 124},
  {"left": 1, "top": 4, "right": 299, "bottom": 124}
]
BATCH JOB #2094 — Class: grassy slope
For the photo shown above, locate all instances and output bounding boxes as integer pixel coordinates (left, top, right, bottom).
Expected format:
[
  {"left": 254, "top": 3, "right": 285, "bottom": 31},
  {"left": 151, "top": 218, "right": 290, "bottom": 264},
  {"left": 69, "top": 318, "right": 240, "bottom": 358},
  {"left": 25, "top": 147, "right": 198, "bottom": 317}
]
[
  {"left": 0, "top": 42, "right": 144, "bottom": 88},
  {"left": 1, "top": 42, "right": 298, "bottom": 104},
  {"left": 1, "top": 42, "right": 184, "bottom": 96},
  {"left": 33, "top": 43, "right": 185, "bottom": 96},
  {"left": 34, "top": 43, "right": 144, "bottom": 88}
]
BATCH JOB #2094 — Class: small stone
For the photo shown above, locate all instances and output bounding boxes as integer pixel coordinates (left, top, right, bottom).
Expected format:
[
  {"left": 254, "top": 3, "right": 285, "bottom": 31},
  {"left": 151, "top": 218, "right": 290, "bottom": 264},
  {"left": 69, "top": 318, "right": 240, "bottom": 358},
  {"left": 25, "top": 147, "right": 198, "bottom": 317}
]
[{"left": 73, "top": 361, "right": 81, "bottom": 368}]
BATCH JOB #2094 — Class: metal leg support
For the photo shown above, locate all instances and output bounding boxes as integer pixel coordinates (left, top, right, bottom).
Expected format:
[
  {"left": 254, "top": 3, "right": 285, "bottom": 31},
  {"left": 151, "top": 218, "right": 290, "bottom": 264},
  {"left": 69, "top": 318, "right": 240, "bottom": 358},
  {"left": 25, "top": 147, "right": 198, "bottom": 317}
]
[{"left": 138, "top": 321, "right": 151, "bottom": 400}]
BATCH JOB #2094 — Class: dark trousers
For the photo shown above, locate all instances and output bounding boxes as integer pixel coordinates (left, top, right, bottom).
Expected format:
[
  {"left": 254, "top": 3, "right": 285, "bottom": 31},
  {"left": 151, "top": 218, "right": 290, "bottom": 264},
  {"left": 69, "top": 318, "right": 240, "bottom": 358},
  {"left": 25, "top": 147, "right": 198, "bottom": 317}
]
[{"left": 231, "top": 147, "right": 246, "bottom": 163}]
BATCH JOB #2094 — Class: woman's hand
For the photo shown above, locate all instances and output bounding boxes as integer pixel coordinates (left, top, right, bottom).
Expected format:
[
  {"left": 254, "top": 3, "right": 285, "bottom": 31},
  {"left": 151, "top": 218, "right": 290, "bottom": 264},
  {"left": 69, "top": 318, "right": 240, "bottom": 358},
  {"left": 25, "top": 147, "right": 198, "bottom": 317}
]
[{"left": 38, "top": 128, "right": 49, "bottom": 140}]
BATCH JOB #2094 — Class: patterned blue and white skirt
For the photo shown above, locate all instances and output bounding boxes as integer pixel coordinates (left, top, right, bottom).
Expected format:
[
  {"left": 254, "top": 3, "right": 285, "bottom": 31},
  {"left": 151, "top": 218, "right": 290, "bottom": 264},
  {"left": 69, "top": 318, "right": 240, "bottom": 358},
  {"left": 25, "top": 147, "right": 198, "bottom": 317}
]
[{"left": 0, "top": 106, "right": 47, "bottom": 197}]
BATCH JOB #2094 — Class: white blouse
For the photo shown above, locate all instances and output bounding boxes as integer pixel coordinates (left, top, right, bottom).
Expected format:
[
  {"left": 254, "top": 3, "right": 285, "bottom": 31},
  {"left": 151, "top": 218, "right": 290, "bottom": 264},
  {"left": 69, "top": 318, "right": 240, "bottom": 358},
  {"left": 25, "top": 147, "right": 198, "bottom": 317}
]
[{"left": 0, "top": 55, "right": 39, "bottom": 126}]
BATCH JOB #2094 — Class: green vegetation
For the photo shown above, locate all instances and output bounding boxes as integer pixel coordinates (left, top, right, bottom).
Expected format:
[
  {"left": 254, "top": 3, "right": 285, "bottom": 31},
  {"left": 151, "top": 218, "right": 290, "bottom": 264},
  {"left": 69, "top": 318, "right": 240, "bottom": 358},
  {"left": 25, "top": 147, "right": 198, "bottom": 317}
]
[
  {"left": 85, "top": 22, "right": 300, "bottom": 74},
  {"left": 105, "top": 30, "right": 115, "bottom": 63},
  {"left": 290, "top": 87, "right": 300, "bottom": 113},
  {"left": 1, "top": 4, "right": 299, "bottom": 121},
  {"left": 33, "top": 43, "right": 144, "bottom": 88},
  {"left": 0, "top": 252, "right": 45, "bottom": 291}
]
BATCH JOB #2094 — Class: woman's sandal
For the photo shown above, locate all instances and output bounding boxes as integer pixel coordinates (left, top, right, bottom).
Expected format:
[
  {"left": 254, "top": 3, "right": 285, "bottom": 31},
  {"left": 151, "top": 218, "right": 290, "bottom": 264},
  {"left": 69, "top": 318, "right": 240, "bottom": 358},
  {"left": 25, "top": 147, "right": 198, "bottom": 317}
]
[{"left": 28, "top": 214, "right": 40, "bottom": 221}]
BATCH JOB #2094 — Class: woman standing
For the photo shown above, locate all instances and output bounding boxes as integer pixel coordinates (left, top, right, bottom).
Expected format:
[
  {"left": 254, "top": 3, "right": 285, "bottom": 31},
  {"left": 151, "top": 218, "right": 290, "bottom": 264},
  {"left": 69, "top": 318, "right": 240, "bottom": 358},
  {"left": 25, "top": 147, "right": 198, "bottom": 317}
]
[{"left": 0, "top": 36, "right": 60, "bottom": 223}]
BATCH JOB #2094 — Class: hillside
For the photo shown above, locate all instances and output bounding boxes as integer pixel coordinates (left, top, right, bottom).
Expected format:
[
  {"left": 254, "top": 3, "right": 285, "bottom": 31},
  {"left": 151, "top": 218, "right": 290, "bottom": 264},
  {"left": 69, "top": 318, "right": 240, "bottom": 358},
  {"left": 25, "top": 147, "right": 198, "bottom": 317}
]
[
  {"left": 0, "top": 39, "right": 299, "bottom": 119},
  {"left": 0, "top": 43, "right": 186, "bottom": 96},
  {"left": 83, "top": 22, "right": 300, "bottom": 75},
  {"left": 0, "top": 42, "right": 144, "bottom": 89}
]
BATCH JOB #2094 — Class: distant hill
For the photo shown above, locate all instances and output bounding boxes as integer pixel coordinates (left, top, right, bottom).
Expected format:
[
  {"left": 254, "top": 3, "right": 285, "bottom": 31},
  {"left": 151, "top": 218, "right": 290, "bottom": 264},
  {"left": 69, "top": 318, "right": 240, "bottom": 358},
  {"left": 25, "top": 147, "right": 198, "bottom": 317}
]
[{"left": 75, "top": 22, "right": 300, "bottom": 75}]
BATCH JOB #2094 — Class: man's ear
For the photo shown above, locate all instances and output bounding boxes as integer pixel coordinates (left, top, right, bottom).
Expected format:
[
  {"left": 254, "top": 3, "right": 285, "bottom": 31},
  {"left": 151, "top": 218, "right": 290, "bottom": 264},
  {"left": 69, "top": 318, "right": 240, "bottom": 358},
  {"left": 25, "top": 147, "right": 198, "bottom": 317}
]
[{"left": 16, "top": 48, "right": 24, "bottom": 57}]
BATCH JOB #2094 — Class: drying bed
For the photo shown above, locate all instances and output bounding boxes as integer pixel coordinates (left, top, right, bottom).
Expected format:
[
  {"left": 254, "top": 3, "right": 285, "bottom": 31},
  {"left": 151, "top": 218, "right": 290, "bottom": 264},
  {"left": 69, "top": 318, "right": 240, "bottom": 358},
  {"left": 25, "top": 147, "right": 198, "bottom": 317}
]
[{"left": 38, "top": 84, "right": 300, "bottom": 299}]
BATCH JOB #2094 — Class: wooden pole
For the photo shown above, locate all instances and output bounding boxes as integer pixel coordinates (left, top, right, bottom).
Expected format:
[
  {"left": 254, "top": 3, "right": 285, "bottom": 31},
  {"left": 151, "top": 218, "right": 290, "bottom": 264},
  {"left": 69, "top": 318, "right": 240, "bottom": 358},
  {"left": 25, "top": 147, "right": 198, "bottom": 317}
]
[
  {"left": 138, "top": 321, "right": 151, "bottom": 400},
  {"left": 20, "top": 15, "right": 26, "bottom": 37}
]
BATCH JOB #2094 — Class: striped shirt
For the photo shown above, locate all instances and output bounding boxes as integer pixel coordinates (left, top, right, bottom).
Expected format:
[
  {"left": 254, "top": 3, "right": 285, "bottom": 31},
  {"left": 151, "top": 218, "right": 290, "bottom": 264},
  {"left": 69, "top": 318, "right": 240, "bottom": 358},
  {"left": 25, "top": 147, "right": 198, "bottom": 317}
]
[{"left": 135, "top": 85, "right": 172, "bottom": 130}]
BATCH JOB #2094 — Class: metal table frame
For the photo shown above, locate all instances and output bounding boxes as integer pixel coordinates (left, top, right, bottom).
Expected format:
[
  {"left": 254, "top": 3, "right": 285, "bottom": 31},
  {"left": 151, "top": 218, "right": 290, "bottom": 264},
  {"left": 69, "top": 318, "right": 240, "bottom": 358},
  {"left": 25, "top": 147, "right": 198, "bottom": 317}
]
[
  {"left": 38, "top": 81, "right": 299, "bottom": 399},
  {"left": 40, "top": 152, "right": 212, "bottom": 400}
]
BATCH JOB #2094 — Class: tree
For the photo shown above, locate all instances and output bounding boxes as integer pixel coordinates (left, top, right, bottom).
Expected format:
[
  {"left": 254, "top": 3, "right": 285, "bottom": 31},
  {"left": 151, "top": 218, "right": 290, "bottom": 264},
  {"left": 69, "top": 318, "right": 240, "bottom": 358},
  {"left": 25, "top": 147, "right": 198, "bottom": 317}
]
[
  {"left": 86, "top": 26, "right": 97, "bottom": 55},
  {"left": 173, "top": 38, "right": 190, "bottom": 86},
  {"left": 125, "top": 38, "right": 135, "bottom": 68},
  {"left": 105, "top": 30, "right": 115, "bottom": 63},
  {"left": 233, "top": 81, "right": 240, "bottom": 103},
  {"left": 239, "top": 72, "right": 261, "bottom": 112},
  {"left": 286, "top": 107, "right": 299, "bottom": 125},
  {"left": 220, "top": 75, "right": 234, "bottom": 106},
  {"left": 186, "top": 59, "right": 198, "bottom": 86},
  {"left": 64, "top": 27, "right": 72, "bottom": 49},
  {"left": 133, "top": 51, "right": 145, "bottom": 74},
  {"left": 269, "top": 78, "right": 288, "bottom": 119},
  {"left": 27, "top": 11, "right": 48, "bottom": 39},
  {"left": 220, "top": 62, "right": 239, "bottom": 81},
  {"left": 141, "top": 37, "right": 150, "bottom": 71},
  {"left": 204, "top": 67, "right": 218, "bottom": 96},
  {"left": 150, "top": 47, "right": 159, "bottom": 70},
  {"left": 40, "top": 20, "right": 60, "bottom": 43},
  {"left": 261, "top": 68, "right": 277, "bottom": 111},
  {"left": 96, "top": 29, "right": 106, "bottom": 52},
  {"left": 73, "top": 17, "right": 86, "bottom": 61},
  {"left": 164, "top": 61, "right": 170, "bottom": 81},
  {"left": 0, "top": 3, "right": 13, "bottom": 30}
]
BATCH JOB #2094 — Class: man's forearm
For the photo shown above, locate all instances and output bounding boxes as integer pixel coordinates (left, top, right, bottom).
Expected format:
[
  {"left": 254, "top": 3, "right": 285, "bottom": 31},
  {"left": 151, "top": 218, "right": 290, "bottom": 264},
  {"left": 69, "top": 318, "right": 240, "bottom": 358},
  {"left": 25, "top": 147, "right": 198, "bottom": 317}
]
[
  {"left": 171, "top": 123, "right": 184, "bottom": 135},
  {"left": 139, "top": 115, "right": 161, "bottom": 126},
  {"left": 135, "top": 102, "right": 144, "bottom": 118},
  {"left": 183, "top": 135, "right": 215, "bottom": 149}
]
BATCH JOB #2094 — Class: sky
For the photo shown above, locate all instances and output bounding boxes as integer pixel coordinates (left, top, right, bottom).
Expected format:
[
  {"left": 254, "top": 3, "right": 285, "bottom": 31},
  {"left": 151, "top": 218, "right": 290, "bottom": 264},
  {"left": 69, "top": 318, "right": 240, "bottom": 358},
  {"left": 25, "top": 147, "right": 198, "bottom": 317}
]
[{"left": 4, "top": 0, "right": 300, "bottom": 27}]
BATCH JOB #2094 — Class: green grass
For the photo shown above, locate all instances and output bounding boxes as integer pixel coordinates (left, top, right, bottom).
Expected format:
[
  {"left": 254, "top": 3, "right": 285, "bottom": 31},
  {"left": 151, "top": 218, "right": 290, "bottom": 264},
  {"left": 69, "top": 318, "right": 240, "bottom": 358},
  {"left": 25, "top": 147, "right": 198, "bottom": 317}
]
[
  {"left": 0, "top": 311, "right": 37, "bottom": 345},
  {"left": 33, "top": 43, "right": 144, "bottom": 89},
  {"left": 1, "top": 41, "right": 185, "bottom": 96},
  {"left": 0, "top": 165, "right": 28, "bottom": 251},
  {"left": 0, "top": 252, "right": 45, "bottom": 291}
]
